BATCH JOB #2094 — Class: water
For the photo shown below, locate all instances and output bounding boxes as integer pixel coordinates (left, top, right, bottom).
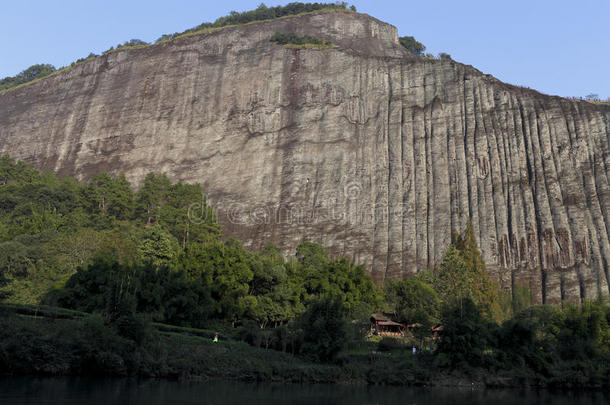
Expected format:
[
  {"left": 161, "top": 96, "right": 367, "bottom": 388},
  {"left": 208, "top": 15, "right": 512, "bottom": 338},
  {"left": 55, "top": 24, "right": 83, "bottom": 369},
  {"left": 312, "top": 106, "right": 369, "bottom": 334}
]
[{"left": 0, "top": 377, "right": 607, "bottom": 405}]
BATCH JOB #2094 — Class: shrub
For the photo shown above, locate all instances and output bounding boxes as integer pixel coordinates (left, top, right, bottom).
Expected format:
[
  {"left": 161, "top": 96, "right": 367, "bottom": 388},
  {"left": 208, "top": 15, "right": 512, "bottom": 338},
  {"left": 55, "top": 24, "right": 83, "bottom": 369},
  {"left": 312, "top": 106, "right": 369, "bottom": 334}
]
[
  {"left": 270, "top": 31, "right": 331, "bottom": 46},
  {"left": 399, "top": 36, "right": 425, "bottom": 55}
]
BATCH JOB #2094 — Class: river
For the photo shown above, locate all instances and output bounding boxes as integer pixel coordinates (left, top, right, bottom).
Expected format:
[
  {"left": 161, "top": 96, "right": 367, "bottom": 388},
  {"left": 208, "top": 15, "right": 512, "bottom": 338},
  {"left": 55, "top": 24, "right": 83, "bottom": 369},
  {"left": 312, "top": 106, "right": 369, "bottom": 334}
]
[{"left": 0, "top": 378, "right": 607, "bottom": 404}]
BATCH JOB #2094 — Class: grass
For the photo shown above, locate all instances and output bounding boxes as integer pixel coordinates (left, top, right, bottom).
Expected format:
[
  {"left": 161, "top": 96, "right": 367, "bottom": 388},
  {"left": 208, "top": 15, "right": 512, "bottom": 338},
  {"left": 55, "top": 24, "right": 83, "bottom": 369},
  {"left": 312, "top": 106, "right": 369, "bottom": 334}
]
[
  {"left": 1, "top": 303, "right": 608, "bottom": 388},
  {"left": 0, "top": 301, "right": 238, "bottom": 340},
  {"left": 587, "top": 100, "right": 610, "bottom": 106},
  {"left": 102, "top": 43, "right": 150, "bottom": 55},
  {"left": 0, "top": 302, "right": 87, "bottom": 319}
]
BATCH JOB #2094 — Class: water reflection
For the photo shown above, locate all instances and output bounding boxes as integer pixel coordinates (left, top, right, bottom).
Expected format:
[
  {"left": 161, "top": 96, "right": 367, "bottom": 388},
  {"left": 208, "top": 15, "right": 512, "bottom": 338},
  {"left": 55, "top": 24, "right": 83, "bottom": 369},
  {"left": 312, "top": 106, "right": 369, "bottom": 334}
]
[{"left": 0, "top": 378, "right": 607, "bottom": 405}]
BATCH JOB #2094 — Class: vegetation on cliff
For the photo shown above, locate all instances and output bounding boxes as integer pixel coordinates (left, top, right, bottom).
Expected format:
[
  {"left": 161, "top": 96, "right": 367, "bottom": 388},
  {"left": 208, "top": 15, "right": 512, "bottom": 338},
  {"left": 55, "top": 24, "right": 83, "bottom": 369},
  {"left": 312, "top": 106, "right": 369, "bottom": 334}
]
[
  {"left": 0, "top": 64, "right": 56, "bottom": 91},
  {"left": 398, "top": 36, "right": 425, "bottom": 56},
  {"left": 0, "top": 3, "right": 355, "bottom": 93},
  {"left": 157, "top": 2, "right": 354, "bottom": 42},
  {"left": 270, "top": 31, "right": 332, "bottom": 47},
  {"left": 0, "top": 156, "right": 609, "bottom": 387}
]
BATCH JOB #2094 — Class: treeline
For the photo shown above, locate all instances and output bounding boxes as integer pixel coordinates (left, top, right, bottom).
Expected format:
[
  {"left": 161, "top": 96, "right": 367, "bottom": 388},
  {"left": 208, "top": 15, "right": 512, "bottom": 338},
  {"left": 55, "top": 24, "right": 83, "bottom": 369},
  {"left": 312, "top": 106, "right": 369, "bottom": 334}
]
[
  {"left": 270, "top": 31, "right": 332, "bottom": 47},
  {"left": 157, "top": 2, "right": 354, "bottom": 42},
  {"left": 1, "top": 156, "right": 609, "bottom": 386},
  {"left": 0, "top": 64, "right": 56, "bottom": 91},
  {"left": 0, "top": 156, "right": 219, "bottom": 303},
  {"left": 0, "top": 156, "right": 379, "bottom": 363}
]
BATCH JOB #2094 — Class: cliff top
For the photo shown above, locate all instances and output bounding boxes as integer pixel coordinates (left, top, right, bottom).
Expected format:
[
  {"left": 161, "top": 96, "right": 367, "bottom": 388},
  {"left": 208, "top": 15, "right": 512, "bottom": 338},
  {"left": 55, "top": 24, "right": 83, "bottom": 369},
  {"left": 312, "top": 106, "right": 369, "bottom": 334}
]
[{"left": 0, "top": 6, "right": 608, "bottom": 113}]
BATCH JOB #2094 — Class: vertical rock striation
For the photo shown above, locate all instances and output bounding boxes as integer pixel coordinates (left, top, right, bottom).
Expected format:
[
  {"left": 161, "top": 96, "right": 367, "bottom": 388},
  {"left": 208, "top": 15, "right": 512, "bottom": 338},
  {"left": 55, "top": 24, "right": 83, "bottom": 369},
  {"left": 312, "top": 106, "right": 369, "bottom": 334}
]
[{"left": 0, "top": 11, "right": 608, "bottom": 303}]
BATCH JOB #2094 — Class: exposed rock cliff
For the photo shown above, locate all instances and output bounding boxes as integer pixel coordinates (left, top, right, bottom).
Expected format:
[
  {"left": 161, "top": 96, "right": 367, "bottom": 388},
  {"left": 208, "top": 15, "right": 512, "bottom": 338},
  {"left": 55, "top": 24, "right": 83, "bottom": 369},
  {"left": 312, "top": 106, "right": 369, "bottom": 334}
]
[{"left": 1, "top": 11, "right": 609, "bottom": 303}]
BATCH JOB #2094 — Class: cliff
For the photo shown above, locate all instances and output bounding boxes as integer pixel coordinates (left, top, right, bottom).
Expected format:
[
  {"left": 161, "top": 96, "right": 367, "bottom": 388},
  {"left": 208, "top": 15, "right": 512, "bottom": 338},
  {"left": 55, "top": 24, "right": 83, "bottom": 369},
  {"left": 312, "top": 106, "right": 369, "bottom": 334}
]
[{"left": 1, "top": 11, "right": 609, "bottom": 303}]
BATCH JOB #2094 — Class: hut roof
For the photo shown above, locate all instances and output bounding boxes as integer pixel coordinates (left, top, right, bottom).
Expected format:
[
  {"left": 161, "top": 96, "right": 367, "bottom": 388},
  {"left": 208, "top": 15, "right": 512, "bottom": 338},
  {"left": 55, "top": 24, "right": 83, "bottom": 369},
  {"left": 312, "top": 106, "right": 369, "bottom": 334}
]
[
  {"left": 370, "top": 312, "right": 391, "bottom": 322},
  {"left": 377, "top": 320, "right": 404, "bottom": 327}
]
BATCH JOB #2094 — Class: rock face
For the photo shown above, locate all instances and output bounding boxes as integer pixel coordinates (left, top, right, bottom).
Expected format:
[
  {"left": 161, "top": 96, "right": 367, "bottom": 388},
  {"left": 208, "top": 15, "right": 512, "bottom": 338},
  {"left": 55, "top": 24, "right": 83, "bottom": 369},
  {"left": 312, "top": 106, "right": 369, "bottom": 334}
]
[{"left": 1, "top": 11, "right": 609, "bottom": 303}]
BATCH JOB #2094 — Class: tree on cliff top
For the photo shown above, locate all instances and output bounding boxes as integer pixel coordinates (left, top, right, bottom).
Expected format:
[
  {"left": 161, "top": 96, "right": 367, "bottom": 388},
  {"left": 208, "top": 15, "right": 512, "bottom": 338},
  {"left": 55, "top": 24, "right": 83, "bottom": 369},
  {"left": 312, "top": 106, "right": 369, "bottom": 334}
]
[
  {"left": 399, "top": 36, "right": 426, "bottom": 56},
  {"left": 0, "top": 64, "right": 56, "bottom": 91}
]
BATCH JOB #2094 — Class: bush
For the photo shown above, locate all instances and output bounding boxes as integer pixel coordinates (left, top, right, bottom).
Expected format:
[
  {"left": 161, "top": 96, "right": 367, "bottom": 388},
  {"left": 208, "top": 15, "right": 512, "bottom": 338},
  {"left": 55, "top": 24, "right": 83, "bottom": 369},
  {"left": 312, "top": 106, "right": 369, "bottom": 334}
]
[
  {"left": 438, "top": 52, "right": 452, "bottom": 60},
  {"left": 0, "top": 64, "right": 56, "bottom": 91},
  {"left": 270, "top": 31, "right": 331, "bottom": 46},
  {"left": 377, "top": 337, "right": 407, "bottom": 352},
  {"left": 299, "top": 296, "right": 348, "bottom": 362},
  {"left": 399, "top": 36, "right": 425, "bottom": 55}
]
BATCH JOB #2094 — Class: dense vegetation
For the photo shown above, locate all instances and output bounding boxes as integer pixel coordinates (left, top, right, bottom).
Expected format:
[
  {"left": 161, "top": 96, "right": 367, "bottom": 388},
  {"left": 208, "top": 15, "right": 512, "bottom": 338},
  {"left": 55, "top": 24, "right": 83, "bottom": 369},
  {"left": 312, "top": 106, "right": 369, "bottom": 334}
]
[
  {"left": 0, "top": 64, "right": 56, "bottom": 91},
  {"left": 399, "top": 36, "right": 426, "bottom": 56},
  {"left": 1, "top": 156, "right": 609, "bottom": 387},
  {"left": 270, "top": 31, "right": 332, "bottom": 47},
  {"left": 157, "top": 2, "right": 354, "bottom": 42}
]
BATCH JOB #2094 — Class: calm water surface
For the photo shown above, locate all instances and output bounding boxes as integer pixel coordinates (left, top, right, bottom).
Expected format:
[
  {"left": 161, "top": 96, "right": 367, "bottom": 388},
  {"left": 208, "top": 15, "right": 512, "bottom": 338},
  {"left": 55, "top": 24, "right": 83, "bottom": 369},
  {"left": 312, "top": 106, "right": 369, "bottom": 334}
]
[{"left": 0, "top": 377, "right": 607, "bottom": 405}]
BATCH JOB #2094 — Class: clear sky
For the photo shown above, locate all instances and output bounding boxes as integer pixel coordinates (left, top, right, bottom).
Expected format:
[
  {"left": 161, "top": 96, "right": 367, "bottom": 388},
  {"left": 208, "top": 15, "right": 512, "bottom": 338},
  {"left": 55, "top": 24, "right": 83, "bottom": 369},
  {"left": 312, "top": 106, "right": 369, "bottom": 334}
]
[{"left": 1, "top": 0, "right": 608, "bottom": 99}]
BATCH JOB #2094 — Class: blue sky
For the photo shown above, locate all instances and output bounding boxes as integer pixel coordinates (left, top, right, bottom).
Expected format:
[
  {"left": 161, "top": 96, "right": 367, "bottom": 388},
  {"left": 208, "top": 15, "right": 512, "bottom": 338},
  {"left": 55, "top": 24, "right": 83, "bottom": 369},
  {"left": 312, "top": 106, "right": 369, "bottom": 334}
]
[{"left": 1, "top": 0, "right": 608, "bottom": 99}]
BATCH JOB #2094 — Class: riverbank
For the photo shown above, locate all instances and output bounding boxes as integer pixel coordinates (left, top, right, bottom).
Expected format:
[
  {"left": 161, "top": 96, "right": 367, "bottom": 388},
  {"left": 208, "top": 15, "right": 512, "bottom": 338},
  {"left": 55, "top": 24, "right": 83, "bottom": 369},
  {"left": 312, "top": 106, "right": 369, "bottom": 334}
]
[{"left": 1, "top": 309, "right": 608, "bottom": 389}]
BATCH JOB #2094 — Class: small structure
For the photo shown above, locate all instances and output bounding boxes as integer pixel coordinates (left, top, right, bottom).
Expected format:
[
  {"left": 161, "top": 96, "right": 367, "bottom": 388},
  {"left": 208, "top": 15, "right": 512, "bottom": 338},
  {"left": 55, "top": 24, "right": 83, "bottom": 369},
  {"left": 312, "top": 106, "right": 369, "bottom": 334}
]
[
  {"left": 370, "top": 313, "right": 406, "bottom": 337},
  {"left": 430, "top": 324, "right": 443, "bottom": 340}
]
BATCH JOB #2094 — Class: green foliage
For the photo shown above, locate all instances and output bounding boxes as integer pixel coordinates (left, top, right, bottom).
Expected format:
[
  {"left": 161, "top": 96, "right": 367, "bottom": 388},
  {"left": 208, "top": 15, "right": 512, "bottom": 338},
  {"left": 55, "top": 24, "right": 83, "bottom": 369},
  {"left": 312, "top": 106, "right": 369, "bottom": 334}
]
[
  {"left": 295, "top": 242, "right": 382, "bottom": 315},
  {"left": 436, "top": 298, "right": 497, "bottom": 369},
  {"left": 135, "top": 173, "right": 220, "bottom": 245},
  {"left": 435, "top": 222, "right": 501, "bottom": 321},
  {"left": 136, "top": 225, "right": 180, "bottom": 266},
  {"left": 0, "top": 156, "right": 218, "bottom": 304},
  {"left": 438, "top": 52, "right": 452, "bottom": 60},
  {"left": 377, "top": 336, "right": 408, "bottom": 352},
  {"left": 399, "top": 36, "right": 425, "bottom": 56},
  {"left": 0, "top": 64, "right": 56, "bottom": 91},
  {"left": 435, "top": 245, "right": 471, "bottom": 304},
  {"left": 270, "top": 31, "right": 332, "bottom": 47},
  {"left": 158, "top": 2, "right": 351, "bottom": 42},
  {"left": 299, "top": 296, "right": 348, "bottom": 362},
  {"left": 386, "top": 278, "right": 440, "bottom": 341},
  {"left": 82, "top": 173, "right": 134, "bottom": 221}
]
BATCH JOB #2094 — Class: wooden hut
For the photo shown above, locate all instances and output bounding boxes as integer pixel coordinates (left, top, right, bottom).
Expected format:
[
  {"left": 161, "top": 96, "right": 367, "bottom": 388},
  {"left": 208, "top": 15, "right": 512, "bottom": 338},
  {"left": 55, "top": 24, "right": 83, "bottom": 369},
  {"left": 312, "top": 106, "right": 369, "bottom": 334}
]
[{"left": 370, "top": 313, "right": 406, "bottom": 337}]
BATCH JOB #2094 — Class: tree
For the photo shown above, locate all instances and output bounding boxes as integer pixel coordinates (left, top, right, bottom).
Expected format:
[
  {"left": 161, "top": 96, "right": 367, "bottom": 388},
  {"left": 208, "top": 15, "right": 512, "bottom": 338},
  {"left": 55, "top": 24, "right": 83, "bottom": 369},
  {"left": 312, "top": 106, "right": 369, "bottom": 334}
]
[
  {"left": 437, "top": 298, "right": 497, "bottom": 368},
  {"left": 585, "top": 93, "right": 600, "bottom": 101},
  {"left": 435, "top": 244, "right": 472, "bottom": 311},
  {"left": 82, "top": 173, "right": 134, "bottom": 221},
  {"left": 135, "top": 173, "right": 171, "bottom": 225},
  {"left": 299, "top": 296, "right": 348, "bottom": 362},
  {"left": 161, "top": 182, "right": 220, "bottom": 246},
  {"left": 0, "top": 64, "right": 56, "bottom": 91},
  {"left": 387, "top": 278, "right": 440, "bottom": 327},
  {"left": 399, "top": 36, "right": 426, "bottom": 56},
  {"left": 136, "top": 225, "right": 180, "bottom": 267},
  {"left": 452, "top": 222, "right": 502, "bottom": 320},
  {"left": 438, "top": 52, "right": 452, "bottom": 60}
]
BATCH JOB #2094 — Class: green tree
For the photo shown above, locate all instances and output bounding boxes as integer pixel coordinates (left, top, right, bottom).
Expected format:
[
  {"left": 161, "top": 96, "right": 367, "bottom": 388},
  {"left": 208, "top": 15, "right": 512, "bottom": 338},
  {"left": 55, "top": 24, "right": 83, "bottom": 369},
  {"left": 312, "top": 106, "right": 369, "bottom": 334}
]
[
  {"left": 136, "top": 225, "right": 180, "bottom": 267},
  {"left": 387, "top": 277, "right": 440, "bottom": 328},
  {"left": 135, "top": 173, "right": 171, "bottom": 225},
  {"left": 0, "top": 64, "right": 56, "bottom": 91},
  {"left": 161, "top": 182, "right": 220, "bottom": 246},
  {"left": 452, "top": 222, "right": 502, "bottom": 320},
  {"left": 435, "top": 244, "right": 472, "bottom": 309},
  {"left": 437, "top": 298, "right": 497, "bottom": 368},
  {"left": 299, "top": 296, "right": 348, "bottom": 363},
  {"left": 399, "top": 36, "right": 425, "bottom": 55},
  {"left": 81, "top": 173, "right": 134, "bottom": 221}
]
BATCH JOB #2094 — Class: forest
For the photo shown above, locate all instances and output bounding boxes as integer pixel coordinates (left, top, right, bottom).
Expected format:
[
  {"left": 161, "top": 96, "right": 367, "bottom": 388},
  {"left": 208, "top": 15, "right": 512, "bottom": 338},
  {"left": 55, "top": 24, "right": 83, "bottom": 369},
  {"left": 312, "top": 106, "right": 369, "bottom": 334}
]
[{"left": 0, "top": 156, "right": 609, "bottom": 387}]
